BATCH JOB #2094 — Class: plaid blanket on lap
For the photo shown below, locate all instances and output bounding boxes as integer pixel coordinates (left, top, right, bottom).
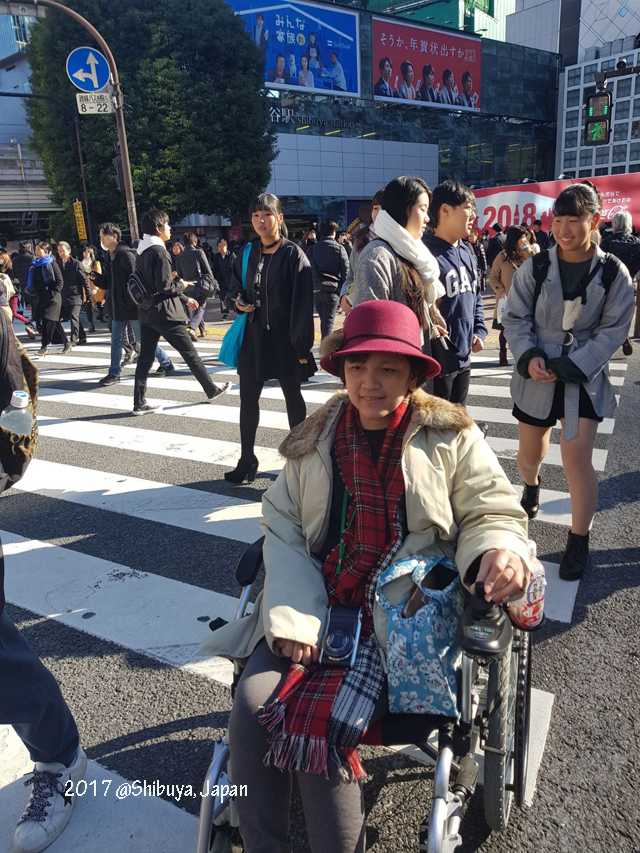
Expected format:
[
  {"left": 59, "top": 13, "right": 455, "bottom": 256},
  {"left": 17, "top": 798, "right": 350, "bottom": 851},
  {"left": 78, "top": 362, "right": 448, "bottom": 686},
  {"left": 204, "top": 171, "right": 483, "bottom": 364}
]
[{"left": 258, "top": 399, "right": 411, "bottom": 782}]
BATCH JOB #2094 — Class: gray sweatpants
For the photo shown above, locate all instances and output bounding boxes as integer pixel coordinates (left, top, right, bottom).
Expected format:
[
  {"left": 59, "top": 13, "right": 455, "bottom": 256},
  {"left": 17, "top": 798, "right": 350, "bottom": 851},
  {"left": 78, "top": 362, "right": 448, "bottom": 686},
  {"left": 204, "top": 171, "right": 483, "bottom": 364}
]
[{"left": 229, "top": 640, "right": 366, "bottom": 853}]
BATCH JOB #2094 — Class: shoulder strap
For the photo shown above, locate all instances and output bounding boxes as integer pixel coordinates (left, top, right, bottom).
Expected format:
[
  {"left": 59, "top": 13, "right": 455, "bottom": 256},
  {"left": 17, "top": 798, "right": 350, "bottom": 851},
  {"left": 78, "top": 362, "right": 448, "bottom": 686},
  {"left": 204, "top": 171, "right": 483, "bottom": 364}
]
[
  {"left": 241, "top": 243, "right": 252, "bottom": 290},
  {"left": 531, "top": 250, "right": 551, "bottom": 315},
  {"left": 600, "top": 253, "right": 620, "bottom": 292}
]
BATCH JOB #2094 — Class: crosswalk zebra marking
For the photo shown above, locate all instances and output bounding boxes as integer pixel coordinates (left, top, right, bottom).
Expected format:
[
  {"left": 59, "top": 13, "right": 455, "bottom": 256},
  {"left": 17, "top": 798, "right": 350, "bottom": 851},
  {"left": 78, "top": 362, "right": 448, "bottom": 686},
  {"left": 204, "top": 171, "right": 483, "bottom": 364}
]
[{"left": 14, "top": 459, "right": 262, "bottom": 543}]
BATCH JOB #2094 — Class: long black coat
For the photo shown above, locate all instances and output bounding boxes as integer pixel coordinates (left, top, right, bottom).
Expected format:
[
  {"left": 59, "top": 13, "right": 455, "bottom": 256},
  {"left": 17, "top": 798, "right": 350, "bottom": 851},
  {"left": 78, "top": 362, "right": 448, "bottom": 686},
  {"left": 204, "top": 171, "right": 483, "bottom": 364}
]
[
  {"left": 96, "top": 244, "right": 139, "bottom": 321},
  {"left": 31, "top": 259, "right": 63, "bottom": 322},
  {"left": 230, "top": 239, "right": 315, "bottom": 382},
  {"left": 61, "top": 257, "right": 88, "bottom": 305}
]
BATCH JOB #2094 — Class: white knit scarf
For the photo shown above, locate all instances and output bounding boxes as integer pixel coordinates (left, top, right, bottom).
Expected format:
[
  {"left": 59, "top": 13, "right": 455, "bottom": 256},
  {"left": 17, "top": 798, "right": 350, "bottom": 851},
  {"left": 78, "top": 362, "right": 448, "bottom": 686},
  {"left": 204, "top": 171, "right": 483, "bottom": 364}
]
[{"left": 372, "top": 209, "right": 444, "bottom": 304}]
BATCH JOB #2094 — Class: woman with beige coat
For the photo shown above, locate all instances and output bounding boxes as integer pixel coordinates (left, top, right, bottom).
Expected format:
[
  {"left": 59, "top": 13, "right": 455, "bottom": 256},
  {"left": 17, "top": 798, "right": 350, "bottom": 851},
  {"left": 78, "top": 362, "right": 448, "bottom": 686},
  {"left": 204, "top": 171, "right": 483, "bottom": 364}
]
[
  {"left": 204, "top": 300, "right": 532, "bottom": 853},
  {"left": 489, "top": 225, "right": 532, "bottom": 366}
]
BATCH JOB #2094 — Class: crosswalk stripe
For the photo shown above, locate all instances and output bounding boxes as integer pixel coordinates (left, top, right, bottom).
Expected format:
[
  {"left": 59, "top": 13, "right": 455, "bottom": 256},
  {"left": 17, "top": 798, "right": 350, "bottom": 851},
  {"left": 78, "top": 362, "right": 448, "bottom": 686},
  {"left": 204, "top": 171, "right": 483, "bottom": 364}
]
[
  {"left": 1, "top": 530, "right": 235, "bottom": 686},
  {"left": 36, "top": 415, "right": 284, "bottom": 472},
  {"left": 14, "top": 459, "right": 262, "bottom": 543},
  {"left": 0, "top": 728, "right": 197, "bottom": 853}
]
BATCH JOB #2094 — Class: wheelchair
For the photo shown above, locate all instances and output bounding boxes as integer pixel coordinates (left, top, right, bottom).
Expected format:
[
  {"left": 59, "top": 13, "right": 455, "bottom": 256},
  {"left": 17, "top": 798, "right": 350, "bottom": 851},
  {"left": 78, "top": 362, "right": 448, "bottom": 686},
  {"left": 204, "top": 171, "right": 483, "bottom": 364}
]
[{"left": 196, "top": 537, "right": 533, "bottom": 853}]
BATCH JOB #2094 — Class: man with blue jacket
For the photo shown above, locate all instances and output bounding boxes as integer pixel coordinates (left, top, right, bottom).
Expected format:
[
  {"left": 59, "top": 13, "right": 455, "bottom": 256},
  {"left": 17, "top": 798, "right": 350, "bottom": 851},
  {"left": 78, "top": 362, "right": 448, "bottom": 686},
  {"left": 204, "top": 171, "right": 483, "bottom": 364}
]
[{"left": 424, "top": 180, "right": 487, "bottom": 404}]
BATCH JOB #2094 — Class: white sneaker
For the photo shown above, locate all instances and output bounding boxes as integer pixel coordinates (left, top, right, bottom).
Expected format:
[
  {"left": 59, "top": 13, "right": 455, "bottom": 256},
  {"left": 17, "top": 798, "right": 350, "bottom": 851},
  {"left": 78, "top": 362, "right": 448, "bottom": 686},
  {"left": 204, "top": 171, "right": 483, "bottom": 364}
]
[{"left": 13, "top": 747, "right": 87, "bottom": 853}]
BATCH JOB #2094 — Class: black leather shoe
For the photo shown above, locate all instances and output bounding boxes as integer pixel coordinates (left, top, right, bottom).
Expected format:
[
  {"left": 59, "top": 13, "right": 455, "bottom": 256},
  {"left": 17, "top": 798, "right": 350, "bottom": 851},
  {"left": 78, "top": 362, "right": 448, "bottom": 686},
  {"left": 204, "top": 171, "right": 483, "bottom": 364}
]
[
  {"left": 622, "top": 338, "right": 633, "bottom": 356},
  {"left": 559, "top": 531, "right": 590, "bottom": 581},
  {"left": 521, "top": 480, "right": 540, "bottom": 519},
  {"left": 98, "top": 374, "right": 120, "bottom": 386},
  {"left": 224, "top": 457, "right": 259, "bottom": 484}
]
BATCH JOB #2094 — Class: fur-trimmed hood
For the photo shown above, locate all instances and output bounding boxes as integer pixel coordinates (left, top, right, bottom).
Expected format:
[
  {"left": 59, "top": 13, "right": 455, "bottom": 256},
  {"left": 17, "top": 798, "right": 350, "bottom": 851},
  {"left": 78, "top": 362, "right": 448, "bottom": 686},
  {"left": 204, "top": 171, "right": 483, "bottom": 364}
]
[{"left": 279, "top": 388, "right": 473, "bottom": 460}]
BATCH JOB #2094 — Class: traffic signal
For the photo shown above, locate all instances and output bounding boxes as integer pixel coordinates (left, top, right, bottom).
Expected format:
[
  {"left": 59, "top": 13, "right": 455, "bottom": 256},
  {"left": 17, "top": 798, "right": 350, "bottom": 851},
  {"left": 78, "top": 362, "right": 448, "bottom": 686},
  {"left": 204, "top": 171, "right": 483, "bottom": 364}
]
[{"left": 583, "top": 90, "right": 612, "bottom": 146}]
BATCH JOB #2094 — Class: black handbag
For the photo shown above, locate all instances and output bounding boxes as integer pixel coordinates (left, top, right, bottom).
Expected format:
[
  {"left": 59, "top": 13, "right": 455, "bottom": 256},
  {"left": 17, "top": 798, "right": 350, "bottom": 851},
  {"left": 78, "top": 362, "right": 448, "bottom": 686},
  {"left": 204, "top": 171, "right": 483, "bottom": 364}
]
[{"left": 430, "top": 335, "right": 459, "bottom": 376}]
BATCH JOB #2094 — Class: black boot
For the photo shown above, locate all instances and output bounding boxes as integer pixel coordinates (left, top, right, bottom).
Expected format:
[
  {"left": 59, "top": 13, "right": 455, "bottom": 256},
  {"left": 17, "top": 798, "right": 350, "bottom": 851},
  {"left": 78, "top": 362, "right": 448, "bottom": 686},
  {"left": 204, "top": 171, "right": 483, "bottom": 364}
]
[
  {"left": 559, "top": 531, "right": 590, "bottom": 581},
  {"left": 521, "top": 479, "right": 540, "bottom": 519},
  {"left": 224, "top": 456, "right": 259, "bottom": 485}
]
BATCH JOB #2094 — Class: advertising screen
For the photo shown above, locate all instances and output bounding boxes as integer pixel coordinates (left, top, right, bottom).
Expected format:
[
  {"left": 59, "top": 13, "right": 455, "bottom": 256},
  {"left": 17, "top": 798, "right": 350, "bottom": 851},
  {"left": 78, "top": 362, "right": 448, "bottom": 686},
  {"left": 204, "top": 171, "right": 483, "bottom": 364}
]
[
  {"left": 474, "top": 173, "right": 640, "bottom": 231},
  {"left": 372, "top": 17, "right": 481, "bottom": 111},
  {"left": 226, "top": 0, "right": 360, "bottom": 98}
]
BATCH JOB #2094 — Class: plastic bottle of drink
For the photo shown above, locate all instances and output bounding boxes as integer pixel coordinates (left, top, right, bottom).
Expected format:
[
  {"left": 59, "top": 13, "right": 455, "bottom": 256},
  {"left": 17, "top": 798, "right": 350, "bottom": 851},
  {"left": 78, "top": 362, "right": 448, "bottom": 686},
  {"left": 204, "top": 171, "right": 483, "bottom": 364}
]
[
  {"left": 0, "top": 390, "right": 33, "bottom": 437},
  {"left": 506, "top": 540, "right": 546, "bottom": 631}
]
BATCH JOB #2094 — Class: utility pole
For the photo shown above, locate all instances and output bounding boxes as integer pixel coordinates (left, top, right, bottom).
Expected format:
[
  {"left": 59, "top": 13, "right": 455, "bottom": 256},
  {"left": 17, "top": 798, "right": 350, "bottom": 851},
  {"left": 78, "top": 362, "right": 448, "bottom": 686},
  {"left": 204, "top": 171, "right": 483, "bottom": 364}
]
[
  {"left": 10, "top": 0, "right": 139, "bottom": 240},
  {"left": 73, "top": 113, "right": 93, "bottom": 243}
]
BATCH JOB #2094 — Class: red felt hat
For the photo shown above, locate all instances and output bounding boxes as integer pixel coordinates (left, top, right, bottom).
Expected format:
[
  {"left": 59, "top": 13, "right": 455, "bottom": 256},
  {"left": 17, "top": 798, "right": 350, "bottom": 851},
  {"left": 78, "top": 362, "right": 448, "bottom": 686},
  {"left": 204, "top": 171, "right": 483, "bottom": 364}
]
[{"left": 320, "top": 300, "right": 441, "bottom": 379}]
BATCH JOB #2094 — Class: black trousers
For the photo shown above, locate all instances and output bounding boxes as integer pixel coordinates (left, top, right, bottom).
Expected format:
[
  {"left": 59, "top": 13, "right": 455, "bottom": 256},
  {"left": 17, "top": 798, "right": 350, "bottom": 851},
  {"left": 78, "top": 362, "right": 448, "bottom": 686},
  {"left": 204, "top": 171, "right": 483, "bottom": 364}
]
[
  {"left": 432, "top": 368, "right": 471, "bottom": 405},
  {"left": 316, "top": 290, "right": 339, "bottom": 339},
  {"left": 62, "top": 300, "right": 86, "bottom": 343},
  {"left": 134, "top": 320, "right": 221, "bottom": 408},
  {"left": 41, "top": 318, "right": 68, "bottom": 348},
  {"left": 238, "top": 369, "right": 306, "bottom": 461},
  {"left": 0, "top": 611, "right": 79, "bottom": 766}
]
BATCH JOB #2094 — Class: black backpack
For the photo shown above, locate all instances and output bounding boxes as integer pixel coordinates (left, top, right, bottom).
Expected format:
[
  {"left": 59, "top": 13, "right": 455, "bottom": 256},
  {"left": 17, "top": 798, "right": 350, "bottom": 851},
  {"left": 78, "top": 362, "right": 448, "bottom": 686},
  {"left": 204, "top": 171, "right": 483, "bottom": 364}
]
[{"left": 531, "top": 250, "right": 620, "bottom": 321}]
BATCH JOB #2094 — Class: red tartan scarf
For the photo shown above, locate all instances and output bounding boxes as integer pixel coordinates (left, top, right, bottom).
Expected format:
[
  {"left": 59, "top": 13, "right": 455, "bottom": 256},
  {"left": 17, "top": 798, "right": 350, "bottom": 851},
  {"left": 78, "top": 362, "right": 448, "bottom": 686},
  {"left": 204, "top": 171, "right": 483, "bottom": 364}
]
[{"left": 258, "top": 398, "right": 412, "bottom": 782}]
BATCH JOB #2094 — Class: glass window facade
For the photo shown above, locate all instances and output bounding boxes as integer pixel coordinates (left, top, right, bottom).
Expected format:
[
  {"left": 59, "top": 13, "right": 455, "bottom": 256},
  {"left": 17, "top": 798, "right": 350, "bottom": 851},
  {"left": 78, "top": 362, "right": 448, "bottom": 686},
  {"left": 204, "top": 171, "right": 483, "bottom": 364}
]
[
  {"left": 567, "top": 68, "right": 581, "bottom": 87},
  {"left": 629, "top": 141, "right": 640, "bottom": 162},
  {"left": 564, "top": 151, "right": 577, "bottom": 168},
  {"left": 617, "top": 78, "right": 632, "bottom": 99},
  {"left": 579, "top": 148, "right": 593, "bottom": 167},
  {"left": 565, "top": 110, "right": 579, "bottom": 128},
  {"left": 566, "top": 89, "right": 580, "bottom": 108},
  {"left": 565, "top": 131, "right": 578, "bottom": 149},
  {"left": 271, "top": 23, "right": 559, "bottom": 190},
  {"left": 612, "top": 144, "right": 627, "bottom": 162},
  {"left": 583, "top": 64, "right": 597, "bottom": 84},
  {"left": 613, "top": 122, "right": 629, "bottom": 141},
  {"left": 595, "top": 146, "right": 610, "bottom": 165},
  {"left": 615, "top": 101, "right": 630, "bottom": 121},
  {"left": 633, "top": 99, "right": 640, "bottom": 118}
]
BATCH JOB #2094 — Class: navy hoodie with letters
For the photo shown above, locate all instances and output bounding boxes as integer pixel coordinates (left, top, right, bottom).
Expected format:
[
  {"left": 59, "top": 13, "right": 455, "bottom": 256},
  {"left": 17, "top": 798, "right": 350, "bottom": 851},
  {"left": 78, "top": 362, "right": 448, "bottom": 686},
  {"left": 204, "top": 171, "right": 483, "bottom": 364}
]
[{"left": 423, "top": 233, "right": 487, "bottom": 371}]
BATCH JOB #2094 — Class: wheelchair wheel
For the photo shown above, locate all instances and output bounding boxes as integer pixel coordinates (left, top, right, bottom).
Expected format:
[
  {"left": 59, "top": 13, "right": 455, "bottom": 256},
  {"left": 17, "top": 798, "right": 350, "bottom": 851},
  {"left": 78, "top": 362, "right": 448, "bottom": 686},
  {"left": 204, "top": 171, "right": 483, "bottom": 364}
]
[
  {"left": 482, "top": 648, "right": 517, "bottom": 831},
  {"left": 514, "top": 631, "right": 532, "bottom": 807}
]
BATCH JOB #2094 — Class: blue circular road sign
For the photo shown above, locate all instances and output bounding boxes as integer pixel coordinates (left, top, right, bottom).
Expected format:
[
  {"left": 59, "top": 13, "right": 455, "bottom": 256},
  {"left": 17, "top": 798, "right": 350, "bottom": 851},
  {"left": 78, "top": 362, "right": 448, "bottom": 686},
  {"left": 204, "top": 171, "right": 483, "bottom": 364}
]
[{"left": 66, "top": 46, "right": 110, "bottom": 93}]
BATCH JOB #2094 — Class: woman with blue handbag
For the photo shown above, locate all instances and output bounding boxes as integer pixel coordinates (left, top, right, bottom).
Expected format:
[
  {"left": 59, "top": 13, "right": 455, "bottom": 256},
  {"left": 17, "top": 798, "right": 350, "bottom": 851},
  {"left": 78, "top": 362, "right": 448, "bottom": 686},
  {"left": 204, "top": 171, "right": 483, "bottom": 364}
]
[{"left": 223, "top": 193, "right": 315, "bottom": 484}]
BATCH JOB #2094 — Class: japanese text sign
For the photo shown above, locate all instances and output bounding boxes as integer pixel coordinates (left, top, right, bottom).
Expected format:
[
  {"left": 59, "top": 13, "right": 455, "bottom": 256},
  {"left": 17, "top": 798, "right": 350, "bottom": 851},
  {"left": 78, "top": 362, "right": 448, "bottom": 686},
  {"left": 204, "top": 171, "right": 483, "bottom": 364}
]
[
  {"left": 226, "top": 0, "right": 360, "bottom": 98},
  {"left": 372, "top": 18, "right": 481, "bottom": 112}
]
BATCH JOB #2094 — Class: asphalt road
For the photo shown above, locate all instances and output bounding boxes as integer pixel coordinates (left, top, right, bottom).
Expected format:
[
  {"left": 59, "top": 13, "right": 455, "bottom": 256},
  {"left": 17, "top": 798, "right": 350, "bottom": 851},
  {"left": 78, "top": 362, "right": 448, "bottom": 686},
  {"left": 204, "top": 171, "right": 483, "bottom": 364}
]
[{"left": 0, "top": 307, "right": 638, "bottom": 853}]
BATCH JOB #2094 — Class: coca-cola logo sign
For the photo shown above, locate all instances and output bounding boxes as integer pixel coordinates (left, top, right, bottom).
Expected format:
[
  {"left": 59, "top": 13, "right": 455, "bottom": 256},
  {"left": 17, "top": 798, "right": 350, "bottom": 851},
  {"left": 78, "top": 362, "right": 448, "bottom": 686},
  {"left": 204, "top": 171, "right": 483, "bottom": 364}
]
[{"left": 475, "top": 174, "right": 640, "bottom": 231}]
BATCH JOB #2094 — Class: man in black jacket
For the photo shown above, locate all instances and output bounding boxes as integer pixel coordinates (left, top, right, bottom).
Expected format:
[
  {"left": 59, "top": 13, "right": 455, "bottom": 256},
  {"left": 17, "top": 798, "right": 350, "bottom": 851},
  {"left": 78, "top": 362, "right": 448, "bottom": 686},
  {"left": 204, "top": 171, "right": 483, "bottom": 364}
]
[
  {"left": 311, "top": 221, "right": 350, "bottom": 338},
  {"left": 485, "top": 223, "right": 506, "bottom": 268},
  {"left": 532, "top": 219, "right": 550, "bottom": 251},
  {"left": 212, "top": 238, "right": 235, "bottom": 319},
  {"left": 58, "top": 241, "right": 88, "bottom": 346},
  {"left": 0, "top": 312, "right": 87, "bottom": 853},
  {"left": 601, "top": 211, "right": 640, "bottom": 353},
  {"left": 132, "top": 209, "right": 230, "bottom": 415},
  {"left": 174, "top": 231, "right": 217, "bottom": 337},
  {"left": 97, "top": 223, "right": 174, "bottom": 386}
]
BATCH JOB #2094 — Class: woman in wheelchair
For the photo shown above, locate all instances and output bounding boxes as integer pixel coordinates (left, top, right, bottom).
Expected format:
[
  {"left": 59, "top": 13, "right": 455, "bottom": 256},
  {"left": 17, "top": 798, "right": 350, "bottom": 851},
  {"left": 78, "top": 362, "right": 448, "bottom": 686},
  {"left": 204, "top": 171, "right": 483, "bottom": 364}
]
[{"left": 205, "top": 300, "right": 532, "bottom": 853}]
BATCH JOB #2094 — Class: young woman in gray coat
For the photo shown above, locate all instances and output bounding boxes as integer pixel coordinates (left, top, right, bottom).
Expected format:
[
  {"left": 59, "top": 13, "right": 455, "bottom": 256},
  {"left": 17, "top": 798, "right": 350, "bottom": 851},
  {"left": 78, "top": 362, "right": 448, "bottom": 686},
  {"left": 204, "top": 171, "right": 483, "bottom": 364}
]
[{"left": 502, "top": 183, "right": 634, "bottom": 581}]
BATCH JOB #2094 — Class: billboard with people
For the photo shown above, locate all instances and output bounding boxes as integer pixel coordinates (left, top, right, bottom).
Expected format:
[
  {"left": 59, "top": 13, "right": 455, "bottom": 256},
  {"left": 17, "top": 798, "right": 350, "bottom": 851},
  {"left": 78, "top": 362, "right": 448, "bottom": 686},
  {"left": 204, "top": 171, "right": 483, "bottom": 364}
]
[
  {"left": 226, "top": 0, "right": 360, "bottom": 98},
  {"left": 474, "top": 174, "right": 640, "bottom": 231},
  {"left": 371, "top": 18, "right": 481, "bottom": 111}
]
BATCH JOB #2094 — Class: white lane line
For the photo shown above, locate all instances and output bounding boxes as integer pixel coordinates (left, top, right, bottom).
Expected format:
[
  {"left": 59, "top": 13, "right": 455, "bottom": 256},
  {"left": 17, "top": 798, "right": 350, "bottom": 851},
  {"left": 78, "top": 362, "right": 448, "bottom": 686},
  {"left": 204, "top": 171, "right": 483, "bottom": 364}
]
[
  {"left": 0, "top": 728, "right": 197, "bottom": 853},
  {"left": 36, "top": 415, "right": 284, "bottom": 472},
  {"left": 1, "top": 530, "right": 235, "bottom": 686},
  {"left": 34, "top": 390, "right": 577, "bottom": 525},
  {"left": 36, "top": 405, "right": 599, "bottom": 470},
  {"left": 40, "top": 388, "right": 293, "bottom": 431},
  {"left": 14, "top": 459, "right": 262, "bottom": 544}
]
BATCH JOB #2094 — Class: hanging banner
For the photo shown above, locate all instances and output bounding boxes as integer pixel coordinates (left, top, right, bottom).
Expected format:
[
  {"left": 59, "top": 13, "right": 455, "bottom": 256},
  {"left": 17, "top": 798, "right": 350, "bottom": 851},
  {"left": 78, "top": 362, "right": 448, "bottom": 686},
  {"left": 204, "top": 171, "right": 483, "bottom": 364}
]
[
  {"left": 225, "top": 0, "right": 360, "bottom": 98},
  {"left": 72, "top": 199, "right": 88, "bottom": 243},
  {"left": 372, "top": 17, "right": 481, "bottom": 111},
  {"left": 474, "top": 173, "right": 640, "bottom": 231}
]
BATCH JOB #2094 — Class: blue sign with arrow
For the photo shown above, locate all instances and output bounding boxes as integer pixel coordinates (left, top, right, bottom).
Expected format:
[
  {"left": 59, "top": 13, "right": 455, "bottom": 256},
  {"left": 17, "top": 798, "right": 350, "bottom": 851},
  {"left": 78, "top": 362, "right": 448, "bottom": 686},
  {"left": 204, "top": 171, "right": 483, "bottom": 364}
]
[{"left": 66, "top": 46, "right": 110, "bottom": 93}]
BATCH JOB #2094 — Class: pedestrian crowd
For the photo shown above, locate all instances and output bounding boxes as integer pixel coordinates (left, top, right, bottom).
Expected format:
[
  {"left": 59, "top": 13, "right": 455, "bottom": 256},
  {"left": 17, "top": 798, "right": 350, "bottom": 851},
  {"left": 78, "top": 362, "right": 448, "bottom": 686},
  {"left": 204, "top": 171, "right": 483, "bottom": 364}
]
[{"left": 0, "top": 174, "right": 637, "bottom": 853}]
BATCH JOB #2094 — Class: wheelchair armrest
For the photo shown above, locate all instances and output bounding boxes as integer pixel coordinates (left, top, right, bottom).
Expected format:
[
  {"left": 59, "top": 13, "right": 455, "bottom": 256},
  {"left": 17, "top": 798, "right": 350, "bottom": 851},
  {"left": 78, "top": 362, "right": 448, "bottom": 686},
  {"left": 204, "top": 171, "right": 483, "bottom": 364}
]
[{"left": 235, "top": 536, "right": 265, "bottom": 588}]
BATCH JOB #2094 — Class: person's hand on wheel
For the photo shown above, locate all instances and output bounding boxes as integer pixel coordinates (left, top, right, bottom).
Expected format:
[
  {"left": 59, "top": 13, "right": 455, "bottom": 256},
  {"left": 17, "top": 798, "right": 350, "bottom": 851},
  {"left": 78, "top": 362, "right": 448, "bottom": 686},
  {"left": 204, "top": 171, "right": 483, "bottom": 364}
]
[
  {"left": 274, "top": 638, "right": 320, "bottom": 666},
  {"left": 475, "top": 549, "right": 528, "bottom": 605},
  {"left": 528, "top": 356, "right": 556, "bottom": 382}
]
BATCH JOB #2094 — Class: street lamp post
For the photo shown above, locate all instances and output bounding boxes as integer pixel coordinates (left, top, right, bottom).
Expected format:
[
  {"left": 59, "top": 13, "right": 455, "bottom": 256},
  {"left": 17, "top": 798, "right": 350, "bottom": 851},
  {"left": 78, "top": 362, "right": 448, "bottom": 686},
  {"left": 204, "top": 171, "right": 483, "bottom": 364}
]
[{"left": 20, "top": 0, "right": 139, "bottom": 240}]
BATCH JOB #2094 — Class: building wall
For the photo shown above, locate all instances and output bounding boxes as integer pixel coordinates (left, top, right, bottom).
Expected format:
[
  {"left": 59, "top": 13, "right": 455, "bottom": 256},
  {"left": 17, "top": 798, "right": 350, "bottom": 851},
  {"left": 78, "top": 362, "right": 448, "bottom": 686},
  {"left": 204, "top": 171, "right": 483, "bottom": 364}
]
[
  {"left": 0, "top": 52, "right": 31, "bottom": 144},
  {"left": 578, "top": 0, "right": 640, "bottom": 63},
  {"left": 558, "top": 44, "right": 640, "bottom": 179},
  {"left": 506, "top": 0, "right": 561, "bottom": 54},
  {"left": 473, "top": 0, "right": 517, "bottom": 42},
  {"left": 267, "top": 133, "right": 438, "bottom": 198}
]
